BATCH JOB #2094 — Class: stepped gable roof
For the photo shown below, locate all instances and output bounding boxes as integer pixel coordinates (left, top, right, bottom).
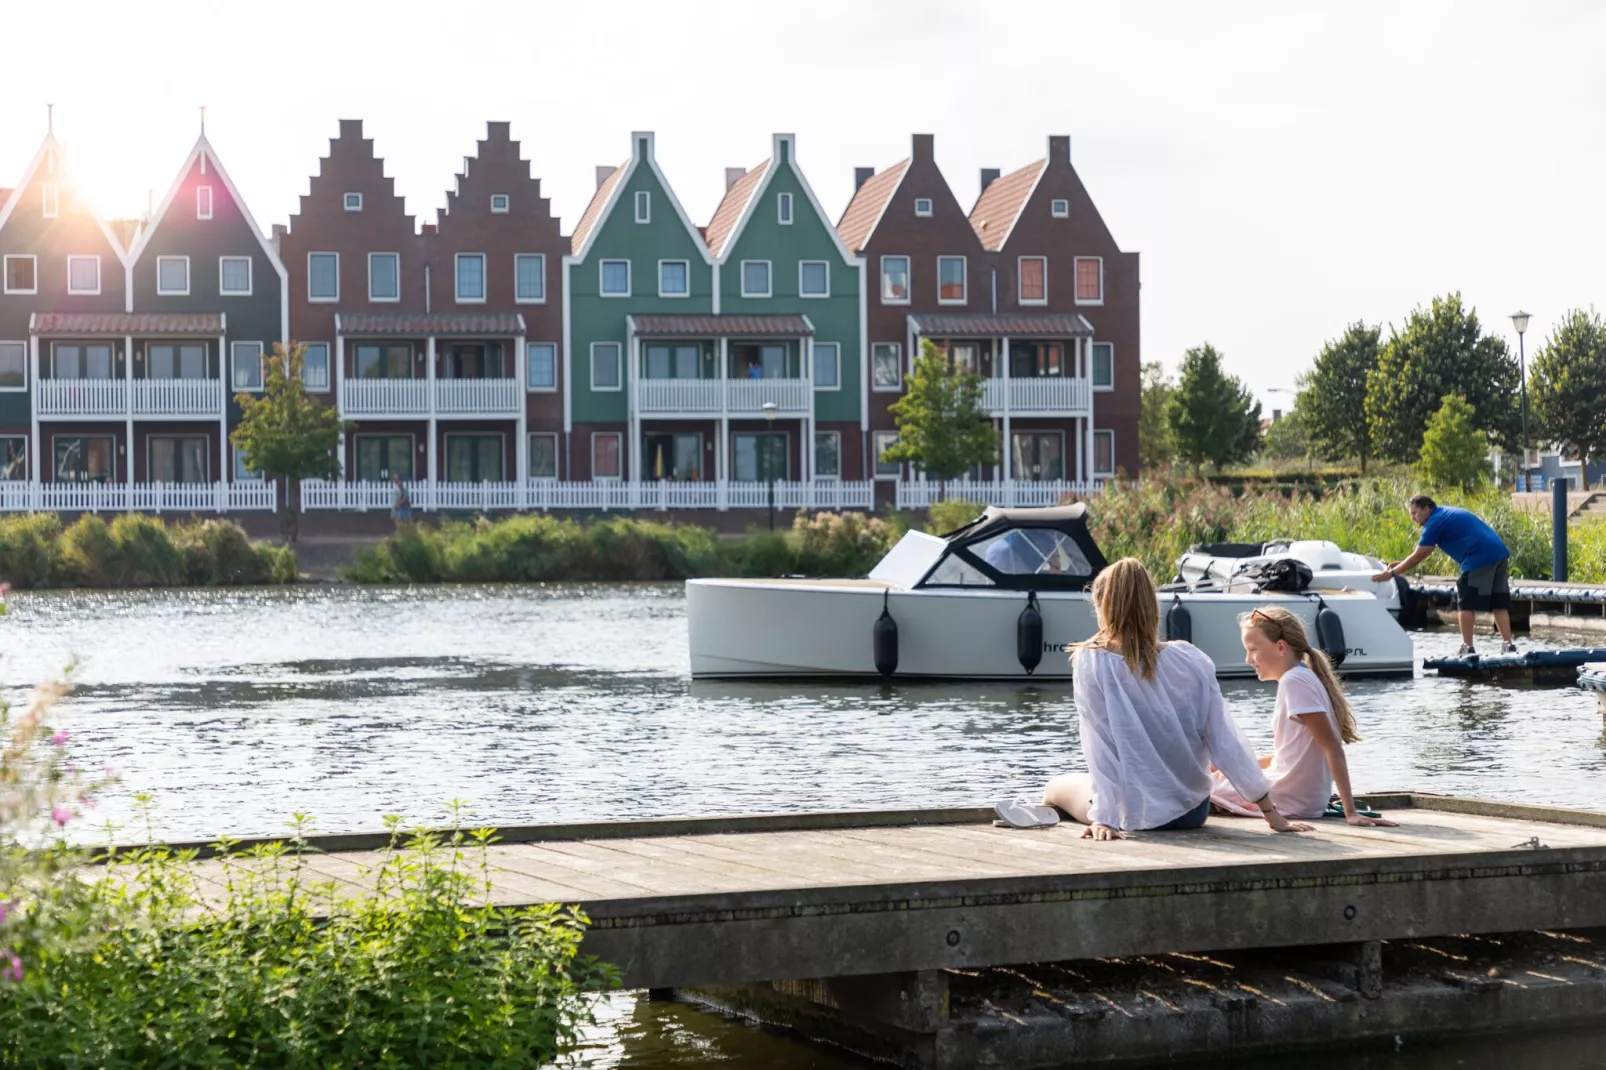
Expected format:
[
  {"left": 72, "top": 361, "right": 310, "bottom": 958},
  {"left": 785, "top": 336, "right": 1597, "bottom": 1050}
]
[
  {"left": 703, "top": 161, "right": 769, "bottom": 259},
  {"left": 835, "top": 159, "right": 909, "bottom": 253},
  {"left": 969, "top": 159, "right": 1045, "bottom": 251},
  {"left": 570, "top": 163, "right": 625, "bottom": 255}
]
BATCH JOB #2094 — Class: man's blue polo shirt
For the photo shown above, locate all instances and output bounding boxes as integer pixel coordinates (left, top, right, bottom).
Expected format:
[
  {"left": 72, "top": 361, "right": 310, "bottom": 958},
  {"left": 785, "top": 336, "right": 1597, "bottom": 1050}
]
[{"left": 1418, "top": 505, "right": 1509, "bottom": 573}]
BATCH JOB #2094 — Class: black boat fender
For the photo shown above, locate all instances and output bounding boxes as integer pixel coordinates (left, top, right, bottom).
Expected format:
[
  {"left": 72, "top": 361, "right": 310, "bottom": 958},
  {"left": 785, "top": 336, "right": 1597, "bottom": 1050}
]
[
  {"left": 1164, "top": 594, "right": 1192, "bottom": 643},
  {"left": 1315, "top": 596, "right": 1347, "bottom": 665},
  {"left": 1393, "top": 574, "right": 1420, "bottom": 629},
  {"left": 873, "top": 589, "right": 899, "bottom": 677},
  {"left": 1017, "top": 591, "right": 1044, "bottom": 674}
]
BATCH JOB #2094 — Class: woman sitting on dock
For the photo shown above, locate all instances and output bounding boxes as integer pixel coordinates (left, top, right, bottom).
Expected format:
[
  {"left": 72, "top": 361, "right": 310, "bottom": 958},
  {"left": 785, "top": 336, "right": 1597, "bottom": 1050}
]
[
  {"left": 1211, "top": 607, "right": 1398, "bottom": 827},
  {"left": 1042, "top": 559, "right": 1312, "bottom": 840}
]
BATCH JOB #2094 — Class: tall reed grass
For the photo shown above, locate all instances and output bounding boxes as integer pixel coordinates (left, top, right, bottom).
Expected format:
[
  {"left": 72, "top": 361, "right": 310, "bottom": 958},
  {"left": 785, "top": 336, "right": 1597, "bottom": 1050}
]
[{"left": 0, "top": 514, "right": 296, "bottom": 589}]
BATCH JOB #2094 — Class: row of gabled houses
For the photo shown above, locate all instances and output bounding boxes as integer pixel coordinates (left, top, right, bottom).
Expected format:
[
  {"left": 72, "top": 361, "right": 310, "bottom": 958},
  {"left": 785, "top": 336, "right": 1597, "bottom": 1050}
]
[{"left": 0, "top": 117, "right": 1138, "bottom": 517}]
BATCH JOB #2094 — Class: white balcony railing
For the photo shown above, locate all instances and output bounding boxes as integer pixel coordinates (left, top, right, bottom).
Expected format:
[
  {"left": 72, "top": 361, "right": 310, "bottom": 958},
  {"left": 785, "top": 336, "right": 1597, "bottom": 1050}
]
[
  {"left": 637, "top": 379, "right": 723, "bottom": 415},
  {"left": 133, "top": 378, "right": 222, "bottom": 417},
  {"left": 895, "top": 479, "right": 1105, "bottom": 509},
  {"left": 343, "top": 378, "right": 429, "bottom": 417},
  {"left": 36, "top": 379, "right": 127, "bottom": 417},
  {"left": 297, "top": 479, "right": 876, "bottom": 512},
  {"left": 435, "top": 378, "right": 520, "bottom": 416},
  {"left": 981, "top": 376, "right": 1091, "bottom": 415},
  {"left": 635, "top": 377, "right": 811, "bottom": 416},
  {"left": 0, "top": 481, "right": 278, "bottom": 513},
  {"left": 726, "top": 378, "right": 809, "bottom": 414}
]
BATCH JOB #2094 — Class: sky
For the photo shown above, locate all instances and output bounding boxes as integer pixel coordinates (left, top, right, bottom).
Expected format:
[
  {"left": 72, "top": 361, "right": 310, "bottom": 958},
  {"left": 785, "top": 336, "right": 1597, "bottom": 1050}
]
[{"left": 1, "top": 0, "right": 1599, "bottom": 415}]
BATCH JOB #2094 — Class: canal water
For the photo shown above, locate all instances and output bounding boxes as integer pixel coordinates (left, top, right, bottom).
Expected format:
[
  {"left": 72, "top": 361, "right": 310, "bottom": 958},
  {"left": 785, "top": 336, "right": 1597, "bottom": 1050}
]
[{"left": 5, "top": 582, "right": 1604, "bottom": 1068}]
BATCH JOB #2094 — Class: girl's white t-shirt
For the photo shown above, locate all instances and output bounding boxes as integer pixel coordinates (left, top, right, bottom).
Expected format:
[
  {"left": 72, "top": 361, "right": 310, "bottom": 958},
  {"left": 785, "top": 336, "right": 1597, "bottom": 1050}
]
[{"left": 1211, "top": 663, "right": 1338, "bottom": 820}]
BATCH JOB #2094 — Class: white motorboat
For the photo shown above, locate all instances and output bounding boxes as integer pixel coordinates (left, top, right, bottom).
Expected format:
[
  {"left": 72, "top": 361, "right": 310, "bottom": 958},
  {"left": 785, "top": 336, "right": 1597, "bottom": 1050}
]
[
  {"left": 1174, "top": 539, "right": 1416, "bottom": 621},
  {"left": 687, "top": 505, "right": 1414, "bottom": 680}
]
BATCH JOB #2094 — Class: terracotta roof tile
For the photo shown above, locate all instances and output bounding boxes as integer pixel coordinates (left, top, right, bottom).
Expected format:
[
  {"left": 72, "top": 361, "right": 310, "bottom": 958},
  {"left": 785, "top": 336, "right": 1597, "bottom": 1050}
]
[
  {"left": 703, "top": 161, "right": 769, "bottom": 259},
  {"left": 836, "top": 159, "right": 908, "bottom": 252},
  {"left": 969, "top": 159, "right": 1044, "bottom": 251},
  {"left": 570, "top": 162, "right": 627, "bottom": 255},
  {"left": 912, "top": 312, "right": 1092, "bottom": 337},
  {"left": 32, "top": 313, "right": 223, "bottom": 335},
  {"left": 339, "top": 312, "right": 525, "bottom": 335},
  {"left": 632, "top": 314, "right": 812, "bottom": 338}
]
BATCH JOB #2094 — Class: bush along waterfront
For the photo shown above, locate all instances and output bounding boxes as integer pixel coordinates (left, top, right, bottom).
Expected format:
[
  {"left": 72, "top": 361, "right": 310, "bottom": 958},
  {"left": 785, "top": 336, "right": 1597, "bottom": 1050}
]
[{"left": 0, "top": 513, "right": 296, "bottom": 590}]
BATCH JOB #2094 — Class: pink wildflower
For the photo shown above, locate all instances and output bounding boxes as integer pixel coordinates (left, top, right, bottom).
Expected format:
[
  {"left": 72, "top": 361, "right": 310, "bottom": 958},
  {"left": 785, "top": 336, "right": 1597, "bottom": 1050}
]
[
  {"left": 51, "top": 807, "right": 72, "bottom": 827},
  {"left": 2, "top": 953, "right": 21, "bottom": 983},
  {"left": 0, "top": 901, "right": 9, "bottom": 925},
  {"left": 51, "top": 730, "right": 69, "bottom": 746}
]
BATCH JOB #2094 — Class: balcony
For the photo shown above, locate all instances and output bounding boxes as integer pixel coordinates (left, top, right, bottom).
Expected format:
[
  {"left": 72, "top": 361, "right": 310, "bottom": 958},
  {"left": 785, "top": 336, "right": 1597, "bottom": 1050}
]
[
  {"left": 435, "top": 377, "right": 521, "bottom": 416},
  {"left": 981, "top": 376, "right": 1091, "bottom": 416},
  {"left": 134, "top": 379, "right": 222, "bottom": 418},
  {"left": 344, "top": 378, "right": 429, "bottom": 417},
  {"left": 636, "top": 377, "right": 811, "bottom": 417},
  {"left": 36, "top": 379, "right": 126, "bottom": 417}
]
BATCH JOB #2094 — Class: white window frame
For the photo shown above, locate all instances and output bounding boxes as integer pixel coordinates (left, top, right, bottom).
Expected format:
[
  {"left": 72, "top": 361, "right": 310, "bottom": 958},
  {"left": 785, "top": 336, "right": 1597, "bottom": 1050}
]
[
  {"left": 526, "top": 341, "right": 558, "bottom": 392},
  {"left": 871, "top": 342, "right": 902, "bottom": 392},
  {"left": 1018, "top": 255, "right": 1048, "bottom": 306},
  {"left": 0, "top": 342, "right": 28, "bottom": 393},
  {"left": 455, "top": 253, "right": 487, "bottom": 304},
  {"left": 307, "top": 252, "right": 339, "bottom": 302},
  {"left": 233, "top": 447, "right": 263, "bottom": 482},
  {"left": 66, "top": 255, "right": 101, "bottom": 296},
  {"left": 42, "top": 182, "right": 58, "bottom": 219},
  {"left": 798, "top": 260, "right": 830, "bottom": 298},
  {"left": 528, "top": 432, "right": 559, "bottom": 480},
  {"left": 231, "top": 341, "right": 266, "bottom": 393},
  {"left": 513, "top": 253, "right": 545, "bottom": 304},
  {"left": 368, "top": 252, "right": 400, "bottom": 302},
  {"left": 634, "top": 190, "right": 650, "bottom": 223},
  {"left": 599, "top": 259, "right": 631, "bottom": 297},
  {"left": 147, "top": 434, "right": 211, "bottom": 485},
  {"left": 657, "top": 259, "right": 691, "bottom": 298},
  {"left": 3, "top": 255, "right": 37, "bottom": 295},
  {"left": 1074, "top": 256, "right": 1105, "bottom": 306},
  {"left": 936, "top": 256, "right": 967, "bottom": 305},
  {"left": 914, "top": 197, "right": 933, "bottom": 217},
  {"left": 591, "top": 431, "right": 624, "bottom": 481},
  {"left": 344, "top": 192, "right": 363, "bottom": 212},
  {"left": 872, "top": 430, "right": 901, "bottom": 480},
  {"left": 490, "top": 193, "right": 510, "bottom": 214},
  {"left": 1051, "top": 199, "right": 1069, "bottom": 218},
  {"left": 219, "top": 256, "right": 253, "bottom": 296},
  {"left": 778, "top": 192, "right": 793, "bottom": 225},
  {"left": 196, "top": 185, "right": 213, "bottom": 220},
  {"left": 156, "top": 256, "right": 191, "bottom": 296},
  {"left": 814, "top": 430, "right": 842, "bottom": 480},
  {"left": 300, "top": 342, "right": 331, "bottom": 391},
  {"left": 812, "top": 341, "right": 840, "bottom": 391},
  {"left": 879, "top": 255, "right": 910, "bottom": 305},
  {"left": 740, "top": 260, "right": 772, "bottom": 298},
  {"left": 590, "top": 341, "right": 623, "bottom": 391},
  {"left": 1093, "top": 429, "right": 1116, "bottom": 477},
  {"left": 1091, "top": 341, "right": 1115, "bottom": 392}
]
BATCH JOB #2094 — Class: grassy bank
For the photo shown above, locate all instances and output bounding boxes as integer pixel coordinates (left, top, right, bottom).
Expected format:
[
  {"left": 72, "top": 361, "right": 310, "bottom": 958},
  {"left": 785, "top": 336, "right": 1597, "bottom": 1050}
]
[{"left": 0, "top": 513, "right": 297, "bottom": 589}]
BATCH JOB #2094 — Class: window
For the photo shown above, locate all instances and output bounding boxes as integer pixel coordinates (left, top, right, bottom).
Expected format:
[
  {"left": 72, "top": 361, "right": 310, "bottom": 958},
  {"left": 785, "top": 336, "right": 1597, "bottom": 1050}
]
[
  {"left": 1008, "top": 341, "right": 1063, "bottom": 379},
  {"left": 741, "top": 260, "right": 772, "bottom": 298},
  {"left": 914, "top": 198, "right": 933, "bottom": 217},
  {"left": 42, "top": 183, "right": 58, "bottom": 218},
  {"left": 344, "top": 192, "right": 363, "bottom": 212},
  {"left": 646, "top": 344, "right": 702, "bottom": 379},
  {"left": 1091, "top": 342, "right": 1114, "bottom": 390},
  {"left": 355, "top": 435, "right": 414, "bottom": 481},
  {"left": 813, "top": 342, "right": 839, "bottom": 389},
  {"left": 0, "top": 436, "right": 27, "bottom": 480},
  {"left": 814, "top": 432, "right": 840, "bottom": 479},
  {"left": 1075, "top": 256, "right": 1103, "bottom": 304},
  {"left": 644, "top": 432, "right": 703, "bottom": 481},
  {"left": 219, "top": 256, "right": 252, "bottom": 295},
  {"left": 1093, "top": 430, "right": 1115, "bottom": 477},
  {"left": 308, "top": 252, "right": 338, "bottom": 301},
  {"left": 53, "top": 435, "right": 114, "bottom": 483},
  {"left": 514, "top": 254, "right": 545, "bottom": 302},
  {"left": 527, "top": 342, "right": 557, "bottom": 391},
  {"left": 196, "top": 186, "right": 213, "bottom": 220},
  {"left": 732, "top": 433, "right": 787, "bottom": 482},
  {"left": 232, "top": 342, "right": 265, "bottom": 391},
  {"left": 1011, "top": 431, "right": 1064, "bottom": 481},
  {"left": 937, "top": 256, "right": 966, "bottom": 304},
  {"left": 148, "top": 344, "right": 206, "bottom": 379},
  {"left": 368, "top": 253, "right": 400, "bottom": 301},
  {"left": 354, "top": 343, "right": 412, "bottom": 379},
  {"left": 490, "top": 193, "right": 510, "bottom": 213},
  {"left": 1052, "top": 199, "right": 1069, "bottom": 218},
  {"left": 592, "top": 433, "right": 622, "bottom": 480},
  {"left": 974, "top": 530, "right": 1091, "bottom": 577},
  {"left": 778, "top": 192, "right": 793, "bottom": 225},
  {"left": 872, "top": 342, "right": 901, "bottom": 391},
  {"left": 301, "top": 342, "right": 331, "bottom": 391},
  {"left": 729, "top": 343, "right": 785, "bottom": 380},
  {"left": 590, "top": 342, "right": 622, "bottom": 390},
  {"left": 872, "top": 430, "right": 900, "bottom": 479},
  {"left": 634, "top": 190, "right": 650, "bottom": 223},
  {"left": 529, "top": 433, "right": 558, "bottom": 480},
  {"left": 1018, "top": 256, "right": 1046, "bottom": 304},
  {"left": 4, "top": 255, "right": 37, "bottom": 294},
  {"left": 148, "top": 436, "right": 209, "bottom": 484},
  {"left": 441, "top": 342, "right": 507, "bottom": 379},
  {"left": 67, "top": 256, "right": 100, "bottom": 295},
  {"left": 799, "top": 261, "right": 829, "bottom": 297},
  {"left": 53, "top": 344, "right": 115, "bottom": 379},
  {"left": 455, "top": 253, "right": 486, "bottom": 302},
  {"left": 445, "top": 434, "right": 504, "bottom": 482},
  {"left": 658, "top": 260, "right": 689, "bottom": 297},
  {"left": 880, "top": 256, "right": 909, "bottom": 303},
  {"left": 0, "top": 343, "right": 25, "bottom": 390},
  {"left": 600, "top": 259, "right": 630, "bottom": 296},
  {"left": 233, "top": 448, "right": 261, "bottom": 481},
  {"left": 157, "top": 256, "right": 190, "bottom": 295}
]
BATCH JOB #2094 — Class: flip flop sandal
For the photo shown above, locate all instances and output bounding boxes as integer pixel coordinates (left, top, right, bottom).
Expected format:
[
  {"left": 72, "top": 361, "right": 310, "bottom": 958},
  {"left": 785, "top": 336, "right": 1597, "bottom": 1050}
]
[{"left": 994, "top": 798, "right": 1061, "bottom": 829}]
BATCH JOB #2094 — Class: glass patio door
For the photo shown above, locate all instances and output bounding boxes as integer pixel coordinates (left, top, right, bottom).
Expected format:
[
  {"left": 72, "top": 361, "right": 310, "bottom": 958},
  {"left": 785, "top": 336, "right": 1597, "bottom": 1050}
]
[{"left": 355, "top": 436, "right": 414, "bottom": 481}]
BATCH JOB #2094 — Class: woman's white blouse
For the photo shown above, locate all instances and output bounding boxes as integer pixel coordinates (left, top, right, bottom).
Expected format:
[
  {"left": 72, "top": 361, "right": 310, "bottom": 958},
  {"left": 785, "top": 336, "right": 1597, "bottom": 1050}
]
[{"left": 1073, "top": 642, "right": 1271, "bottom": 830}]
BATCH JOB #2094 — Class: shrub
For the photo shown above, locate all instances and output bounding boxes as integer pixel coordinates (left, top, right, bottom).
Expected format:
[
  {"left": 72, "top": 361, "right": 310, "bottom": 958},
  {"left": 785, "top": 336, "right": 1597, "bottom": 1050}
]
[
  {"left": 58, "top": 514, "right": 113, "bottom": 587},
  {"left": 792, "top": 511, "right": 901, "bottom": 575},
  {"left": 925, "top": 498, "right": 987, "bottom": 536}
]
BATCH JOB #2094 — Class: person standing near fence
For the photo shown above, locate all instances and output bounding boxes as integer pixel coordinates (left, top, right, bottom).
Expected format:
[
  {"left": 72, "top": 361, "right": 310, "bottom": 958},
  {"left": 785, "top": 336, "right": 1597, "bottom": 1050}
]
[
  {"left": 1372, "top": 494, "right": 1515, "bottom": 656},
  {"left": 390, "top": 473, "right": 412, "bottom": 526}
]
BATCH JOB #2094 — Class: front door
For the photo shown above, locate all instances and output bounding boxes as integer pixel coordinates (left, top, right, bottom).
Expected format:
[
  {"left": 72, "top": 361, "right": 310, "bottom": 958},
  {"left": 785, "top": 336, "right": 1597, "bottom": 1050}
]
[
  {"left": 445, "top": 434, "right": 504, "bottom": 482},
  {"left": 643, "top": 432, "right": 702, "bottom": 481},
  {"left": 733, "top": 432, "right": 787, "bottom": 482},
  {"left": 148, "top": 435, "right": 209, "bottom": 483},
  {"left": 1012, "top": 432, "right": 1064, "bottom": 481},
  {"left": 355, "top": 435, "right": 414, "bottom": 481}
]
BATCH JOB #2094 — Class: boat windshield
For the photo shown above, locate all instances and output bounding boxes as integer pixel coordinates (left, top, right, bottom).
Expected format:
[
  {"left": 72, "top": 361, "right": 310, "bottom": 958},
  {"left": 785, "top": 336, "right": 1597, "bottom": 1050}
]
[{"left": 908, "top": 504, "right": 1109, "bottom": 591}]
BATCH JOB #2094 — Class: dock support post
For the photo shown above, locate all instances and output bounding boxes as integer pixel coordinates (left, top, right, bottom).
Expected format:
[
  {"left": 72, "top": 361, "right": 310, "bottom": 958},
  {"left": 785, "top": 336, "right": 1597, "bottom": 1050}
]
[
  {"left": 1553, "top": 476, "right": 1569, "bottom": 582},
  {"left": 1303, "top": 939, "right": 1383, "bottom": 998}
]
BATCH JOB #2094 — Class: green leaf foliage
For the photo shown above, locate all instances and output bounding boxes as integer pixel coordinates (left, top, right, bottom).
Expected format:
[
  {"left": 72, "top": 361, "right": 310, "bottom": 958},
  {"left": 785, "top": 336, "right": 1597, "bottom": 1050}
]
[
  {"left": 1300, "top": 321, "right": 1379, "bottom": 472},
  {"left": 0, "top": 514, "right": 294, "bottom": 589},
  {"left": 1418, "top": 394, "right": 1492, "bottom": 491},
  {"left": 1260, "top": 406, "right": 1309, "bottom": 462},
  {"left": 1165, "top": 343, "right": 1262, "bottom": 474},
  {"left": 1529, "top": 308, "right": 1606, "bottom": 468},
  {"left": 1137, "top": 361, "right": 1175, "bottom": 472},
  {"left": 882, "top": 339, "right": 1000, "bottom": 485}
]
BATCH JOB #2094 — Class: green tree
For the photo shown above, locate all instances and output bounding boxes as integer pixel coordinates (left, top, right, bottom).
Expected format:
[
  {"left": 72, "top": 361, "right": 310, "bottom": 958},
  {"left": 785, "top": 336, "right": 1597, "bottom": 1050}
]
[
  {"left": 1165, "top": 343, "right": 1261, "bottom": 474},
  {"left": 1418, "top": 394, "right": 1491, "bottom": 490},
  {"left": 1301, "top": 321, "right": 1379, "bottom": 472},
  {"left": 1261, "top": 406, "right": 1309, "bottom": 462},
  {"left": 1365, "top": 294, "right": 1520, "bottom": 463},
  {"left": 1137, "top": 360, "right": 1175, "bottom": 471},
  {"left": 231, "top": 343, "right": 349, "bottom": 543},
  {"left": 1530, "top": 308, "right": 1606, "bottom": 470},
  {"left": 884, "top": 339, "right": 1000, "bottom": 493}
]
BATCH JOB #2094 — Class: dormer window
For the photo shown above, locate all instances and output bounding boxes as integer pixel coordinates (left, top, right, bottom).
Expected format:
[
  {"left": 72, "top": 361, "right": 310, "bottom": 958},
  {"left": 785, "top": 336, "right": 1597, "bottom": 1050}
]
[
  {"left": 344, "top": 192, "right": 363, "bottom": 212},
  {"left": 634, "top": 190, "right": 650, "bottom": 223},
  {"left": 196, "top": 186, "right": 213, "bottom": 220},
  {"left": 490, "top": 194, "right": 510, "bottom": 213},
  {"left": 42, "top": 183, "right": 59, "bottom": 219},
  {"left": 1051, "top": 199, "right": 1069, "bottom": 218},
  {"left": 914, "top": 198, "right": 933, "bottom": 217},
  {"left": 778, "top": 192, "right": 793, "bottom": 225}
]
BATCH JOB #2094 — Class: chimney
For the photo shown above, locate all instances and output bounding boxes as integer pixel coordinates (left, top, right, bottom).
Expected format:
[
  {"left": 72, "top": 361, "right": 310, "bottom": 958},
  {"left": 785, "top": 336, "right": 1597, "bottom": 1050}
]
[
  {"left": 1272, "top": 409, "right": 1283, "bottom": 423},
  {"left": 912, "top": 133, "right": 935, "bottom": 162},
  {"left": 725, "top": 167, "right": 746, "bottom": 191},
  {"left": 337, "top": 118, "right": 364, "bottom": 140},
  {"left": 594, "top": 165, "right": 614, "bottom": 190},
  {"left": 486, "top": 120, "right": 511, "bottom": 140},
  {"left": 270, "top": 223, "right": 286, "bottom": 248},
  {"left": 980, "top": 168, "right": 1000, "bottom": 193},
  {"left": 854, "top": 167, "right": 875, "bottom": 190},
  {"left": 1048, "top": 135, "right": 1071, "bottom": 163}
]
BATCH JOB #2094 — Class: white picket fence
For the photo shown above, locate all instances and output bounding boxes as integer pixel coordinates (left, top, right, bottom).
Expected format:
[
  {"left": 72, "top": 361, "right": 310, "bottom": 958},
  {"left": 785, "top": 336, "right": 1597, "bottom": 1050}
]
[
  {"left": 894, "top": 479, "right": 1104, "bottom": 509},
  {"left": 297, "top": 479, "right": 876, "bottom": 512},
  {"left": 0, "top": 481, "right": 277, "bottom": 513}
]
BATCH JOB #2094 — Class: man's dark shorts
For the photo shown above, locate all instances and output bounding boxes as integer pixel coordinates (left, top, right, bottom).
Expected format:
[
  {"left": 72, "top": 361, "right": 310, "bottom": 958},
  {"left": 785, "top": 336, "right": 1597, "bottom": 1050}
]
[{"left": 1456, "top": 559, "right": 1511, "bottom": 612}]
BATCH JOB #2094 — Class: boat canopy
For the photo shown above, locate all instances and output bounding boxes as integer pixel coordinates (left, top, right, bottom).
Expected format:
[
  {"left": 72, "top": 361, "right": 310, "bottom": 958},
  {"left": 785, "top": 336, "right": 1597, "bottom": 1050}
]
[{"left": 912, "top": 504, "right": 1110, "bottom": 591}]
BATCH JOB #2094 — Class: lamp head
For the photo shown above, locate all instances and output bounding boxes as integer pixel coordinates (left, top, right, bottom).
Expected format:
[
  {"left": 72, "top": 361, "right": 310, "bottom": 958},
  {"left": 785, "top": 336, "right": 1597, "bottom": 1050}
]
[
  {"left": 1511, "top": 310, "right": 1531, "bottom": 336},
  {"left": 762, "top": 401, "right": 778, "bottom": 423}
]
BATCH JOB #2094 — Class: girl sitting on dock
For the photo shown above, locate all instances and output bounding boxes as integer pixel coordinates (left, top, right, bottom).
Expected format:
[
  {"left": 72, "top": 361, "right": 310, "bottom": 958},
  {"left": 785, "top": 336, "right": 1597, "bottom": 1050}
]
[
  {"left": 1210, "top": 606, "right": 1398, "bottom": 827},
  {"left": 1041, "top": 559, "right": 1312, "bottom": 841}
]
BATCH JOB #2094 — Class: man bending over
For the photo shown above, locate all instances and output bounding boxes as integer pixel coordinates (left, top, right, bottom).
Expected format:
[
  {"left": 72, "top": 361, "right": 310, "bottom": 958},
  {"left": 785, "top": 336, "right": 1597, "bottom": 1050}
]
[{"left": 1373, "top": 494, "right": 1515, "bottom": 656}]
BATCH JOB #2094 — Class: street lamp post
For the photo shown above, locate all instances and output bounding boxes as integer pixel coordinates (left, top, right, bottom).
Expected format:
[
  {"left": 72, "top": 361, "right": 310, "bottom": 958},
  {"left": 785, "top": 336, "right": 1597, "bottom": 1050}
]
[
  {"left": 762, "top": 401, "right": 779, "bottom": 532},
  {"left": 1511, "top": 311, "right": 1531, "bottom": 490}
]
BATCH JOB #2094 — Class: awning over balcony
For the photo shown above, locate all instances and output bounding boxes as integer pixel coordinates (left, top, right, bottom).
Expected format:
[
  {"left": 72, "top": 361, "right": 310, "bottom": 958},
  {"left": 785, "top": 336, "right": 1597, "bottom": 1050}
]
[
  {"left": 629, "top": 314, "right": 813, "bottom": 338},
  {"left": 910, "top": 313, "right": 1095, "bottom": 338},
  {"left": 31, "top": 313, "right": 225, "bottom": 336},
  {"left": 336, "top": 312, "right": 526, "bottom": 336}
]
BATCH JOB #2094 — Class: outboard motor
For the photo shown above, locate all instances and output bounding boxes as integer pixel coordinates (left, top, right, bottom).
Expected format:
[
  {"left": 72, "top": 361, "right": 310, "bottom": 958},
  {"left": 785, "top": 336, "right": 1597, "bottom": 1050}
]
[
  {"left": 1017, "top": 592, "right": 1044, "bottom": 674},
  {"left": 1164, "top": 594, "right": 1192, "bottom": 643},
  {"left": 873, "top": 590, "right": 899, "bottom": 677},
  {"left": 1315, "top": 597, "right": 1347, "bottom": 666},
  {"left": 1392, "top": 575, "right": 1419, "bottom": 629}
]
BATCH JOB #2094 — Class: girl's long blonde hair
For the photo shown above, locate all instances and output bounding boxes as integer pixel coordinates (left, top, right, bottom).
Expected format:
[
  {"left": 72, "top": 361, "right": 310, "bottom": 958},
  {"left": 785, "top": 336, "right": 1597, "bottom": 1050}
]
[
  {"left": 1241, "top": 606, "right": 1361, "bottom": 743},
  {"left": 1073, "top": 558, "right": 1162, "bottom": 680}
]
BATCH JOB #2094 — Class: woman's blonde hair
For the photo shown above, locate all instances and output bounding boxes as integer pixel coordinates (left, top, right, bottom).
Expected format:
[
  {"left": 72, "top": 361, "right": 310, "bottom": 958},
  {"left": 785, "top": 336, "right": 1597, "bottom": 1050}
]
[
  {"left": 1073, "top": 558, "right": 1161, "bottom": 680},
  {"left": 1241, "top": 605, "right": 1361, "bottom": 743}
]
